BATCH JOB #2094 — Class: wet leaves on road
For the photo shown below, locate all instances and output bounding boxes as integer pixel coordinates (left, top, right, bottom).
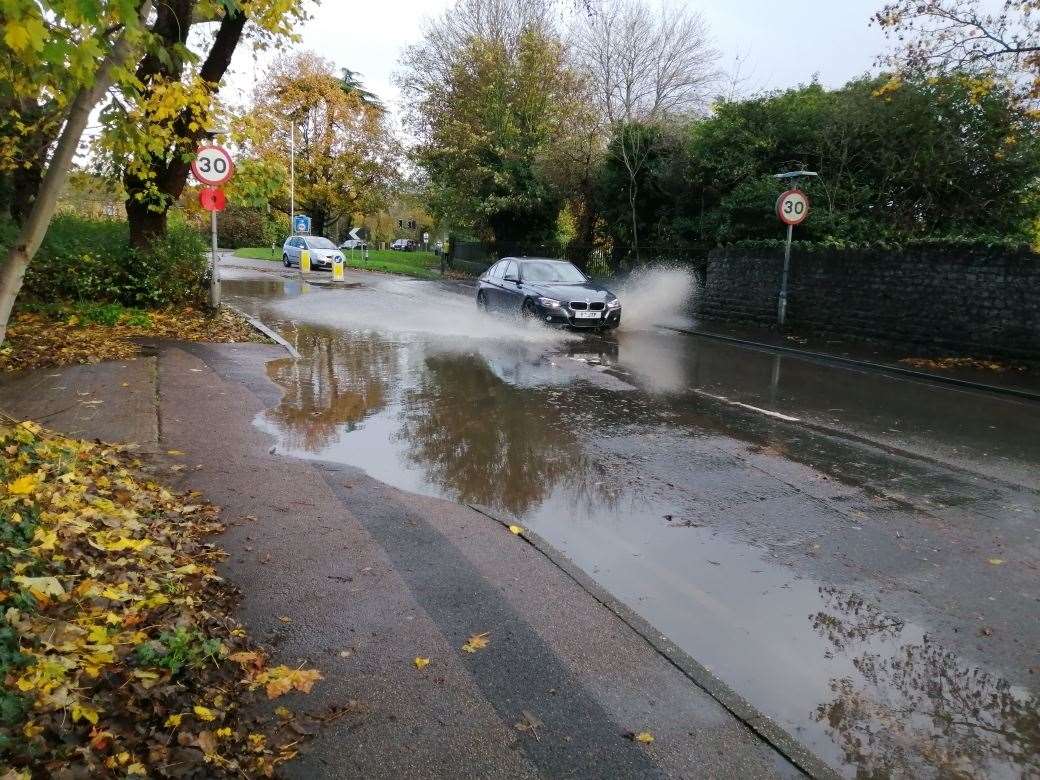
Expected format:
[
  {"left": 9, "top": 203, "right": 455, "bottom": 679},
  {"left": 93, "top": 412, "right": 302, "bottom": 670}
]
[
  {"left": 462, "top": 631, "right": 491, "bottom": 653},
  {"left": 0, "top": 418, "right": 322, "bottom": 776},
  {"left": 626, "top": 731, "right": 655, "bottom": 744},
  {"left": 413, "top": 656, "right": 431, "bottom": 670},
  {"left": 0, "top": 306, "right": 266, "bottom": 373},
  {"left": 508, "top": 524, "right": 524, "bottom": 535},
  {"left": 515, "top": 710, "right": 543, "bottom": 741}
]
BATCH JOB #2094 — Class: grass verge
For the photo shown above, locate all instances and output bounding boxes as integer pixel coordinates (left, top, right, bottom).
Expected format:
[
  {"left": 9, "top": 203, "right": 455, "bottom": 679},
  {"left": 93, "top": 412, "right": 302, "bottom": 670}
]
[
  {"left": 0, "top": 419, "right": 327, "bottom": 776},
  {"left": 234, "top": 247, "right": 443, "bottom": 280},
  {"left": 1, "top": 304, "right": 267, "bottom": 373}
]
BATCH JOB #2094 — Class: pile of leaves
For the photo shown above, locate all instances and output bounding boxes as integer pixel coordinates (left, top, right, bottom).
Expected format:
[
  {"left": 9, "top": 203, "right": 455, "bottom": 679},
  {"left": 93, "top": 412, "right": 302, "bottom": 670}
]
[
  {"left": 0, "top": 419, "right": 322, "bottom": 777},
  {"left": 897, "top": 356, "right": 1028, "bottom": 374},
  {"left": 0, "top": 305, "right": 266, "bottom": 373}
]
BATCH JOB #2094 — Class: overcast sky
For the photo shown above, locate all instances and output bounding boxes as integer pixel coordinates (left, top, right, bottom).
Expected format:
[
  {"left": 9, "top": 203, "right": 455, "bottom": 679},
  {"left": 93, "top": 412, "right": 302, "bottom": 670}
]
[{"left": 223, "top": 0, "right": 891, "bottom": 121}]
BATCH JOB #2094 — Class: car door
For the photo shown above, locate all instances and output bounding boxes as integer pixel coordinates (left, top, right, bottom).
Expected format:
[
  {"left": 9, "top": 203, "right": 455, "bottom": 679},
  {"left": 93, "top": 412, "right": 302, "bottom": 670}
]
[
  {"left": 482, "top": 261, "right": 503, "bottom": 309},
  {"left": 500, "top": 260, "right": 523, "bottom": 312}
]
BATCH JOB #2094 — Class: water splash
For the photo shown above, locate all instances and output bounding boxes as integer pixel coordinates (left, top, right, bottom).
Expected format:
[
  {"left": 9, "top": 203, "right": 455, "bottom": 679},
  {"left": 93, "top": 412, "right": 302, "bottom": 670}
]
[
  {"left": 613, "top": 266, "right": 696, "bottom": 331},
  {"left": 270, "top": 277, "right": 577, "bottom": 345}
]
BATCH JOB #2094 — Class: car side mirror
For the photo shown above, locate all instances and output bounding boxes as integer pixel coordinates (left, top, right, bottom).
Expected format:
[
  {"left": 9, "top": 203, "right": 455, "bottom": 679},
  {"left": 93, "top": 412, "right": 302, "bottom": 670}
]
[{"left": 504, "top": 275, "right": 519, "bottom": 284}]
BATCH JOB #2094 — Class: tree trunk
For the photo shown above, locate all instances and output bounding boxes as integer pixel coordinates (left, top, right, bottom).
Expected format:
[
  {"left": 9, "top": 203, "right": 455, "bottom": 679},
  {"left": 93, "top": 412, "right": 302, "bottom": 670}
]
[
  {"left": 0, "top": 2, "right": 154, "bottom": 345},
  {"left": 122, "top": 6, "right": 248, "bottom": 241},
  {"left": 127, "top": 200, "right": 169, "bottom": 249},
  {"left": 311, "top": 211, "right": 326, "bottom": 238},
  {"left": 628, "top": 177, "right": 640, "bottom": 264},
  {"left": 10, "top": 159, "right": 42, "bottom": 226}
]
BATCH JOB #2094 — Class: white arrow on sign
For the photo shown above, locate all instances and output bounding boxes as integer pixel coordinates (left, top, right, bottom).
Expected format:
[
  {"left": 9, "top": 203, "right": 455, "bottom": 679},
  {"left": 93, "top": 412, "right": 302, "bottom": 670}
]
[{"left": 349, "top": 227, "right": 362, "bottom": 241}]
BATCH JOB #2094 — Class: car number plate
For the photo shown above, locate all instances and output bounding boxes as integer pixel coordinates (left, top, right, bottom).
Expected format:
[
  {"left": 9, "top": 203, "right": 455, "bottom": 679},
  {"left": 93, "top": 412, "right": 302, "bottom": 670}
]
[{"left": 573, "top": 310, "right": 602, "bottom": 319}]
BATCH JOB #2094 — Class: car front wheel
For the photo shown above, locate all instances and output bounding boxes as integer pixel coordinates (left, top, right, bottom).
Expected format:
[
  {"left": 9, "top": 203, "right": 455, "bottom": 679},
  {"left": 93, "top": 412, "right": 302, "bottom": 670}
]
[
  {"left": 477, "top": 291, "right": 489, "bottom": 312},
  {"left": 521, "top": 298, "right": 539, "bottom": 321},
  {"left": 283, "top": 254, "right": 291, "bottom": 267}
]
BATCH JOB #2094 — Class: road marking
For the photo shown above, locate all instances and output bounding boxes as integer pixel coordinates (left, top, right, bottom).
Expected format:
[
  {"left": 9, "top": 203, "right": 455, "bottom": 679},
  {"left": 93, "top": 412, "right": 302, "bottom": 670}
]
[{"left": 692, "top": 389, "right": 801, "bottom": 422}]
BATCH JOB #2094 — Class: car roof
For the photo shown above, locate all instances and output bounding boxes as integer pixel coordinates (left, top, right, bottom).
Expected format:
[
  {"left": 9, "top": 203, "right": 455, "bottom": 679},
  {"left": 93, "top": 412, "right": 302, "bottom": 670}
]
[{"left": 501, "top": 257, "right": 570, "bottom": 264}]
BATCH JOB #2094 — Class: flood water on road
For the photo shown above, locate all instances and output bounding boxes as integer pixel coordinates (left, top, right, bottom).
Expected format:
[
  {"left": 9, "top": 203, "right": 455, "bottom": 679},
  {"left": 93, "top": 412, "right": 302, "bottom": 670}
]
[{"left": 224, "top": 268, "right": 1040, "bottom": 779}]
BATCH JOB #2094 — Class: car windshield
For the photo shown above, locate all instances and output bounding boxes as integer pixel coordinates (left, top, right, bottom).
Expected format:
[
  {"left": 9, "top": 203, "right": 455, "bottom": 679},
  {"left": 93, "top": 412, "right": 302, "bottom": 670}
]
[
  {"left": 307, "top": 237, "right": 337, "bottom": 250},
  {"left": 521, "top": 261, "right": 587, "bottom": 284}
]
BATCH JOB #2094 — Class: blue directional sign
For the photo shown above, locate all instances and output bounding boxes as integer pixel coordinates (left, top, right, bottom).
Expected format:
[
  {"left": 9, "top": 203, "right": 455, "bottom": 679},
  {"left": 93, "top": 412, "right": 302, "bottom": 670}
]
[{"left": 293, "top": 214, "right": 311, "bottom": 234}]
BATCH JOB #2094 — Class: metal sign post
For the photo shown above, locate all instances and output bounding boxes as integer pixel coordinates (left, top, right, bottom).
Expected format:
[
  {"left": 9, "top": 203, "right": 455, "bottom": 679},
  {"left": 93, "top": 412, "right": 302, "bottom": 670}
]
[
  {"left": 210, "top": 210, "right": 220, "bottom": 306},
  {"left": 773, "top": 172, "right": 816, "bottom": 329},
  {"left": 192, "top": 146, "right": 234, "bottom": 309}
]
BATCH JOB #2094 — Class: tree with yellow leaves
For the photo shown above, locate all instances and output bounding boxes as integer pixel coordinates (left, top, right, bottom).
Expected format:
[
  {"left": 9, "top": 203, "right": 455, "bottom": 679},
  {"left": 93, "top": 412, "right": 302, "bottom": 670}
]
[
  {"left": 876, "top": 1, "right": 1040, "bottom": 106},
  {"left": 95, "top": 0, "right": 309, "bottom": 248},
  {"left": 0, "top": 1, "right": 156, "bottom": 346},
  {"left": 239, "top": 52, "right": 399, "bottom": 238}
]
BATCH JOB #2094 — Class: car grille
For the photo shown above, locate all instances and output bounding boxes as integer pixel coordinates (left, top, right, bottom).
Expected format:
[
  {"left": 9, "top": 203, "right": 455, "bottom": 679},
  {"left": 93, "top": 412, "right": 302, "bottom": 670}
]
[{"left": 570, "top": 301, "right": 605, "bottom": 311}]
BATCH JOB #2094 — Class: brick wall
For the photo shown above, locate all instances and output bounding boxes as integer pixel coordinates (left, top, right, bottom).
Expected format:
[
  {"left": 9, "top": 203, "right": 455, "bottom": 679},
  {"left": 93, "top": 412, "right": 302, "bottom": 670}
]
[{"left": 695, "top": 247, "right": 1040, "bottom": 358}]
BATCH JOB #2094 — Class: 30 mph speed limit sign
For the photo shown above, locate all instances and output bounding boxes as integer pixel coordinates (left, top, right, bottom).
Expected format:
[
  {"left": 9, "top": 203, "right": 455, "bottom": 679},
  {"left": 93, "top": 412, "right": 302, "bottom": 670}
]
[
  {"left": 776, "top": 189, "right": 810, "bottom": 226},
  {"left": 191, "top": 145, "right": 234, "bottom": 186}
]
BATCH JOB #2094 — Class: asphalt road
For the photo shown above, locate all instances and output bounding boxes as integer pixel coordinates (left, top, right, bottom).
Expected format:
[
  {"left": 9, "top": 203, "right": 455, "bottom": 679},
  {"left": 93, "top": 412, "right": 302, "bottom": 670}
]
[{"left": 221, "top": 256, "right": 1039, "bottom": 779}]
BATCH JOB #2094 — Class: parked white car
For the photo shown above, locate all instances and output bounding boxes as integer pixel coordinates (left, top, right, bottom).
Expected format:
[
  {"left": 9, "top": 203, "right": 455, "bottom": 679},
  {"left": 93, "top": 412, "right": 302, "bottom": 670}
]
[{"left": 282, "top": 235, "right": 344, "bottom": 270}]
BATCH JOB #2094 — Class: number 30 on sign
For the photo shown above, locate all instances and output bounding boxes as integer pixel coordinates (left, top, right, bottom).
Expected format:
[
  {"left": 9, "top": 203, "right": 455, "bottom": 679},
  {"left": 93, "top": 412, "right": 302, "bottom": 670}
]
[
  {"left": 776, "top": 189, "right": 810, "bottom": 226},
  {"left": 191, "top": 145, "right": 234, "bottom": 187}
]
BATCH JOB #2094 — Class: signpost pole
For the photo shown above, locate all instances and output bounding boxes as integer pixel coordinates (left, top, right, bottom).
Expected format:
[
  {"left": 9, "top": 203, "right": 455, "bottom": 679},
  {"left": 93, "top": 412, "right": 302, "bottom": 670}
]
[
  {"left": 773, "top": 172, "right": 817, "bottom": 329},
  {"left": 210, "top": 208, "right": 220, "bottom": 308},
  {"left": 778, "top": 222, "right": 792, "bottom": 328}
]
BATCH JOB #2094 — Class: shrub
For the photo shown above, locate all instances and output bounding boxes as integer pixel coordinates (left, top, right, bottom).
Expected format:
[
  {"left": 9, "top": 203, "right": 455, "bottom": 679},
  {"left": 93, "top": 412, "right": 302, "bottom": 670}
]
[
  {"left": 126, "top": 224, "right": 208, "bottom": 308},
  {"left": 11, "top": 214, "right": 208, "bottom": 308},
  {"left": 216, "top": 206, "right": 266, "bottom": 248}
]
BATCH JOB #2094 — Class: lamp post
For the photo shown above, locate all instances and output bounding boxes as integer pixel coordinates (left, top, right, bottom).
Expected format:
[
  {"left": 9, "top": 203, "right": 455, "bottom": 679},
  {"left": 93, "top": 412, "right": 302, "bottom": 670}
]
[{"left": 289, "top": 120, "right": 295, "bottom": 232}]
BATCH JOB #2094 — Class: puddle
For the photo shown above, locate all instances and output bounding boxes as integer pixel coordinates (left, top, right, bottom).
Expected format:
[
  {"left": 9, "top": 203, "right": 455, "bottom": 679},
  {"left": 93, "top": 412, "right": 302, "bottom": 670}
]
[{"left": 226, "top": 275, "right": 1040, "bottom": 778}]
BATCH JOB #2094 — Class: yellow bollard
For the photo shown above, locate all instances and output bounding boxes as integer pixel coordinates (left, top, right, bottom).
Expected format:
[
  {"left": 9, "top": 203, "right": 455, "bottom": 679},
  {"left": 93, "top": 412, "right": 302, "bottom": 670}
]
[
  {"left": 332, "top": 258, "right": 344, "bottom": 281},
  {"left": 300, "top": 249, "right": 311, "bottom": 273}
]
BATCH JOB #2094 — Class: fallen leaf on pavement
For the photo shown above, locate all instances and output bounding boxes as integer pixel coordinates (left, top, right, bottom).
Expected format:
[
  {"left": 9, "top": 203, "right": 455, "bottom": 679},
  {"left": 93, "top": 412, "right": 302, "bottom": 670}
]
[
  {"left": 628, "top": 731, "right": 655, "bottom": 744},
  {"left": 988, "top": 558, "right": 1005, "bottom": 565},
  {"left": 413, "top": 657, "right": 431, "bottom": 670},
  {"left": 255, "top": 666, "right": 324, "bottom": 699},
  {"left": 515, "top": 710, "right": 543, "bottom": 741},
  {"left": 508, "top": 524, "right": 524, "bottom": 535},
  {"left": 462, "top": 632, "right": 490, "bottom": 653}
]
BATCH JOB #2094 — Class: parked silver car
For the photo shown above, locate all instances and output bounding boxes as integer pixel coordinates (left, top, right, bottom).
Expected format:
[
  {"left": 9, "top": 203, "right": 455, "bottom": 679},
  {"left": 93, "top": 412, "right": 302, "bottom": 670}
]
[{"left": 282, "top": 235, "right": 344, "bottom": 270}]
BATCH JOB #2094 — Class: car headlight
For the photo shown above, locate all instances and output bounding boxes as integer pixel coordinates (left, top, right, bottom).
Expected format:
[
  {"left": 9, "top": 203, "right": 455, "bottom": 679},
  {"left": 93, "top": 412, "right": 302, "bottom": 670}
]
[
  {"left": 537, "top": 297, "right": 562, "bottom": 309},
  {"left": 606, "top": 297, "right": 621, "bottom": 309}
]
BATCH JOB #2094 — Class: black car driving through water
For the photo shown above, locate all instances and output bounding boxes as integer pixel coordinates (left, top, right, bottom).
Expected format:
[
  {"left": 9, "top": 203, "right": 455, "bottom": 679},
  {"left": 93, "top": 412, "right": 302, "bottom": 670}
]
[{"left": 476, "top": 257, "right": 621, "bottom": 330}]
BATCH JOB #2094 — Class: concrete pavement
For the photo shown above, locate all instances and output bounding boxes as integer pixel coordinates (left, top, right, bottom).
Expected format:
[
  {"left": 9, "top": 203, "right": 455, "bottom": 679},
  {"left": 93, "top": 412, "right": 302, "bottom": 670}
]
[{"left": 0, "top": 343, "right": 807, "bottom": 778}]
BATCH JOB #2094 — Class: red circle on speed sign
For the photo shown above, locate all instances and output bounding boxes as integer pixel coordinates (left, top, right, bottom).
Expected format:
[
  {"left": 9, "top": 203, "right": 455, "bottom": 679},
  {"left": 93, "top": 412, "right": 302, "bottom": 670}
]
[
  {"left": 191, "top": 145, "right": 234, "bottom": 186},
  {"left": 199, "top": 187, "right": 226, "bottom": 212},
  {"left": 776, "top": 189, "right": 810, "bottom": 226}
]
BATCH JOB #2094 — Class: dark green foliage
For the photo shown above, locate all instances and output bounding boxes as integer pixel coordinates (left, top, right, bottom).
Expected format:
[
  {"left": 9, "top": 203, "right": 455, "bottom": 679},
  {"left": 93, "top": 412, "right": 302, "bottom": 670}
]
[
  {"left": 133, "top": 628, "right": 221, "bottom": 675},
  {"left": 216, "top": 206, "right": 274, "bottom": 249},
  {"left": 7, "top": 214, "right": 208, "bottom": 308},
  {"left": 595, "top": 74, "right": 1040, "bottom": 257}
]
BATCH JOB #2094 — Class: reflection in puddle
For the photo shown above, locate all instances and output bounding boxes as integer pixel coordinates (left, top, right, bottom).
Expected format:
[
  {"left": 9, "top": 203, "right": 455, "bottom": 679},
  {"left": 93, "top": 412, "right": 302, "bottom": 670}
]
[
  {"left": 265, "top": 325, "right": 399, "bottom": 451},
  {"left": 240, "top": 287, "right": 1039, "bottom": 779},
  {"left": 811, "top": 588, "right": 1039, "bottom": 778},
  {"left": 397, "top": 352, "right": 594, "bottom": 516}
]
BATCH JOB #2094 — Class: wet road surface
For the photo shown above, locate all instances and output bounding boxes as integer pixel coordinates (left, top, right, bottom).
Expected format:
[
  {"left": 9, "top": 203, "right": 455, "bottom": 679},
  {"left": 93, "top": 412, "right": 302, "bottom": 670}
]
[{"left": 223, "top": 258, "right": 1040, "bottom": 778}]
